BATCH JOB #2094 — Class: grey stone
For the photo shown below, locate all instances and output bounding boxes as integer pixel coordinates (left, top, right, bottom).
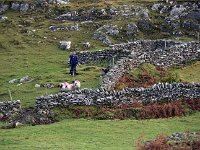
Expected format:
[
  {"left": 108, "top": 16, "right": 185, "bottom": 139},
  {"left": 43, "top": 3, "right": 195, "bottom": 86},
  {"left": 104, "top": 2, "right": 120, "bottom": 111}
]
[
  {"left": 9, "top": 79, "right": 19, "bottom": 84},
  {"left": 20, "top": 3, "right": 29, "bottom": 12},
  {"left": 20, "top": 75, "right": 31, "bottom": 83},
  {"left": 59, "top": 41, "right": 71, "bottom": 50},
  {"left": 11, "top": 3, "right": 20, "bottom": 11},
  {"left": 0, "top": 16, "right": 7, "bottom": 21},
  {"left": 151, "top": 3, "right": 164, "bottom": 11}
]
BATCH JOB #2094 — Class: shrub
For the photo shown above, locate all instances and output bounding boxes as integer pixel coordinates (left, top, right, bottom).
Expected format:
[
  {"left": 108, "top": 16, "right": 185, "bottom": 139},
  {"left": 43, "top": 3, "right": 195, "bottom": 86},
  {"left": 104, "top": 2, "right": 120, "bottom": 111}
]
[
  {"left": 185, "top": 99, "right": 200, "bottom": 111},
  {"left": 139, "top": 101, "right": 185, "bottom": 119},
  {"left": 137, "top": 134, "right": 170, "bottom": 150}
]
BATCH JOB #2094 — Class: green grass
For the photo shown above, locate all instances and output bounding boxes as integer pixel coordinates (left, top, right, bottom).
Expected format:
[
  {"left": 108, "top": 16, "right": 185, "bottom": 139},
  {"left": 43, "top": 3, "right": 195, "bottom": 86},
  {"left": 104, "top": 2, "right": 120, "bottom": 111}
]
[
  {"left": 0, "top": 11, "right": 103, "bottom": 107},
  {"left": 172, "top": 61, "right": 200, "bottom": 83},
  {"left": 0, "top": 1, "right": 199, "bottom": 108},
  {"left": 1, "top": 111, "right": 200, "bottom": 150}
]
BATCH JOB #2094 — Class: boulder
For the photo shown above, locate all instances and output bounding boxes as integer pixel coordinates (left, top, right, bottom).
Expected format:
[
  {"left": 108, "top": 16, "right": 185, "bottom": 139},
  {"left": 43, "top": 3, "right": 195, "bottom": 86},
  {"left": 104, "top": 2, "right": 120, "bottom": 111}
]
[
  {"left": 20, "top": 3, "right": 29, "bottom": 12},
  {"left": 20, "top": 75, "right": 31, "bottom": 83},
  {"left": 83, "top": 42, "right": 91, "bottom": 48},
  {"left": 9, "top": 79, "right": 19, "bottom": 84},
  {"left": 137, "top": 19, "right": 152, "bottom": 31},
  {"left": 56, "top": 0, "right": 70, "bottom": 5},
  {"left": 170, "top": 5, "right": 186, "bottom": 17},
  {"left": 59, "top": 41, "right": 71, "bottom": 50},
  {"left": 0, "top": 4, "right": 9, "bottom": 14},
  {"left": 11, "top": 3, "right": 20, "bottom": 11},
  {"left": 127, "top": 23, "right": 138, "bottom": 36},
  {"left": 0, "top": 16, "right": 7, "bottom": 21},
  {"left": 151, "top": 3, "right": 164, "bottom": 11}
]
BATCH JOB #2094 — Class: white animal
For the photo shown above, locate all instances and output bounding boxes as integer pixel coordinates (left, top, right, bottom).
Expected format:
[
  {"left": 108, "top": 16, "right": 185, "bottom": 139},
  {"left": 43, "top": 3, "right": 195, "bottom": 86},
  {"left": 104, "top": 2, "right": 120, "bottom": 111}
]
[
  {"left": 73, "top": 80, "right": 81, "bottom": 90},
  {"left": 60, "top": 80, "right": 81, "bottom": 91}
]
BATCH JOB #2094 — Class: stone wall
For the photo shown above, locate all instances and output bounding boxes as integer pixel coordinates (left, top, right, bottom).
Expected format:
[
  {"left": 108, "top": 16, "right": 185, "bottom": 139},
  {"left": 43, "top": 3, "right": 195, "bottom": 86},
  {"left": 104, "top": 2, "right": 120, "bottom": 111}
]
[
  {"left": 35, "top": 83, "right": 200, "bottom": 109},
  {"left": 0, "top": 100, "right": 21, "bottom": 120},
  {"left": 76, "top": 40, "right": 200, "bottom": 90},
  {"left": 77, "top": 49, "right": 131, "bottom": 64}
]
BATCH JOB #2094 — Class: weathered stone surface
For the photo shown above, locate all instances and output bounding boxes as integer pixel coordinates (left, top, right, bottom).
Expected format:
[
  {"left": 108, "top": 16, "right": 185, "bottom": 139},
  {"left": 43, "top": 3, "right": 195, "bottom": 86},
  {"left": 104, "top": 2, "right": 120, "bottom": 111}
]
[
  {"left": 35, "top": 83, "right": 200, "bottom": 109},
  {"left": 0, "top": 100, "right": 21, "bottom": 120},
  {"left": 20, "top": 75, "right": 32, "bottom": 83},
  {"left": 186, "top": 11, "right": 200, "bottom": 21},
  {"left": 59, "top": 41, "right": 71, "bottom": 50},
  {"left": 20, "top": 3, "right": 29, "bottom": 12},
  {"left": 49, "top": 24, "right": 79, "bottom": 32},
  {"left": 9, "top": 79, "right": 19, "bottom": 84},
  {"left": 151, "top": 3, "right": 164, "bottom": 12},
  {"left": 11, "top": 3, "right": 20, "bottom": 11},
  {"left": 0, "top": 15, "right": 7, "bottom": 21},
  {"left": 126, "top": 23, "right": 138, "bottom": 37},
  {"left": 76, "top": 40, "right": 199, "bottom": 90},
  {"left": 137, "top": 19, "right": 153, "bottom": 31},
  {"left": 93, "top": 24, "right": 119, "bottom": 45},
  {"left": 0, "top": 4, "right": 9, "bottom": 14}
]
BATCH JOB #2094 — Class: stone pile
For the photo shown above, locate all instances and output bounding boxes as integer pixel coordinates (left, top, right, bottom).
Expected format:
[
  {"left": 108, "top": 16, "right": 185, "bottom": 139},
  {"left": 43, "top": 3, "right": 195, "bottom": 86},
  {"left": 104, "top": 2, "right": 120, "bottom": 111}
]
[
  {"left": 35, "top": 83, "right": 200, "bottom": 109},
  {"left": 49, "top": 24, "right": 79, "bottom": 32},
  {"left": 10, "top": 2, "right": 31, "bottom": 12},
  {"left": 0, "top": 100, "right": 21, "bottom": 120},
  {"left": 93, "top": 24, "right": 119, "bottom": 45},
  {"left": 55, "top": 9, "right": 112, "bottom": 21}
]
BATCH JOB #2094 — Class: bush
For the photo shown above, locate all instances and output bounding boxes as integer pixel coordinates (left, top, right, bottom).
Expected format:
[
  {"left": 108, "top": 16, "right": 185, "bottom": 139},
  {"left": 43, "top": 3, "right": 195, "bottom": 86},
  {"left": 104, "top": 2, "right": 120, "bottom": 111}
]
[
  {"left": 139, "top": 101, "right": 185, "bottom": 119},
  {"left": 137, "top": 134, "right": 170, "bottom": 150}
]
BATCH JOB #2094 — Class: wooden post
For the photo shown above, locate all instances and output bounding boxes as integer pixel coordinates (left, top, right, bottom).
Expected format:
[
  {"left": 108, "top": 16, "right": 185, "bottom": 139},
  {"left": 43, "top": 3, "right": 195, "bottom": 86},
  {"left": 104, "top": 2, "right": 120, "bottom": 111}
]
[
  {"left": 8, "top": 89, "right": 12, "bottom": 101},
  {"left": 112, "top": 57, "right": 115, "bottom": 66}
]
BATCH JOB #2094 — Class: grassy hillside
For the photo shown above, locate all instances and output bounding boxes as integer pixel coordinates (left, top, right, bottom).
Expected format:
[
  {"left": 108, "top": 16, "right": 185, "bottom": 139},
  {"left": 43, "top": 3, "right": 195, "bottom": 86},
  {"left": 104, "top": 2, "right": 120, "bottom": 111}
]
[{"left": 0, "top": 0, "right": 199, "bottom": 107}]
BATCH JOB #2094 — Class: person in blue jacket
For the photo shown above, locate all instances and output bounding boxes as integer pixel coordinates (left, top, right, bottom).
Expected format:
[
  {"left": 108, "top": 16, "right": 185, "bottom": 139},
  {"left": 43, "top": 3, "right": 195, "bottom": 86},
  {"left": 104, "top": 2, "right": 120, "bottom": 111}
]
[{"left": 69, "top": 52, "right": 79, "bottom": 76}]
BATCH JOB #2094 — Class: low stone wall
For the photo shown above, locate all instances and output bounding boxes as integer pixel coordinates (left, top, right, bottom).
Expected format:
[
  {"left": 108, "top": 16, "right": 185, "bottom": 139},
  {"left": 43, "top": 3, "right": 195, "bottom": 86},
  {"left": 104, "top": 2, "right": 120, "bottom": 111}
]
[
  {"left": 0, "top": 40, "right": 196, "bottom": 112},
  {"left": 76, "top": 40, "right": 200, "bottom": 90},
  {"left": 77, "top": 49, "right": 131, "bottom": 64},
  {"left": 35, "top": 83, "right": 200, "bottom": 109},
  {"left": 0, "top": 100, "right": 21, "bottom": 120}
]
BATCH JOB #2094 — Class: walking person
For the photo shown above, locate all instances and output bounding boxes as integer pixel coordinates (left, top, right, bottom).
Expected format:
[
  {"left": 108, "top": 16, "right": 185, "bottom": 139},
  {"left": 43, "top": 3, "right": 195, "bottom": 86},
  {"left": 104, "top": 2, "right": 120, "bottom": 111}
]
[{"left": 69, "top": 52, "right": 79, "bottom": 76}]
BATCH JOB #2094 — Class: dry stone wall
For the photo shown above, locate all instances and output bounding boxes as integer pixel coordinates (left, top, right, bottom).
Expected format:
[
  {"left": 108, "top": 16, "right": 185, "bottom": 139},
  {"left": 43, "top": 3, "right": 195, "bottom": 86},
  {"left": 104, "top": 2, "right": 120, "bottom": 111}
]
[
  {"left": 34, "top": 40, "right": 200, "bottom": 110},
  {"left": 77, "top": 40, "right": 200, "bottom": 90},
  {"left": 35, "top": 83, "right": 200, "bottom": 109},
  {"left": 77, "top": 49, "right": 131, "bottom": 64},
  {"left": 0, "top": 100, "right": 21, "bottom": 120}
]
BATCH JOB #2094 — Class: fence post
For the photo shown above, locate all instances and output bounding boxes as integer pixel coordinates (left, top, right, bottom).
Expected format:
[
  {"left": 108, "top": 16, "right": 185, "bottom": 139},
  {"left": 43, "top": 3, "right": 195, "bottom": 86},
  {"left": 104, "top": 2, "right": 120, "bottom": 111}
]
[
  {"left": 112, "top": 57, "right": 115, "bottom": 66},
  {"left": 8, "top": 89, "right": 13, "bottom": 101}
]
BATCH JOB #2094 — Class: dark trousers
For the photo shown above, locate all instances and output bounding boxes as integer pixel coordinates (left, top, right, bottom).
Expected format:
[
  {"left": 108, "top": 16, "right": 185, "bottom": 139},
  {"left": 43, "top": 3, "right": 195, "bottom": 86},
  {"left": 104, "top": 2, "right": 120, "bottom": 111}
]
[{"left": 70, "top": 64, "right": 77, "bottom": 76}]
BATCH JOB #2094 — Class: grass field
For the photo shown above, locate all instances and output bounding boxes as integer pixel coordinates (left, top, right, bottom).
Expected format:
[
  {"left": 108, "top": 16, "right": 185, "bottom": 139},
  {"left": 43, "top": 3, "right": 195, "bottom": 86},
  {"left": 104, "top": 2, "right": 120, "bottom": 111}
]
[
  {"left": 0, "top": 1, "right": 200, "bottom": 150},
  {"left": 1, "top": 111, "right": 200, "bottom": 150},
  {"left": 0, "top": 11, "right": 200, "bottom": 107}
]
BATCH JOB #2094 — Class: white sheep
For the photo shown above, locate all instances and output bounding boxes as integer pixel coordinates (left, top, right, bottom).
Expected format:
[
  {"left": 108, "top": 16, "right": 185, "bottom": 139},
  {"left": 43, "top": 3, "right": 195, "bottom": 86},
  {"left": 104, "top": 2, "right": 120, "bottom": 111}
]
[{"left": 59, "top": 80, "right": 81, "bottom": 91}]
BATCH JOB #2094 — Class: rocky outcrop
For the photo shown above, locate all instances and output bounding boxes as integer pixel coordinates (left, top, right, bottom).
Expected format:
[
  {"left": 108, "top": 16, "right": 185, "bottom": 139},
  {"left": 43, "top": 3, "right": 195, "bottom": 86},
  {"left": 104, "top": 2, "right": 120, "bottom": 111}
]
[{"left": 49, "top": 24, "right": 79, "bottom": 32}]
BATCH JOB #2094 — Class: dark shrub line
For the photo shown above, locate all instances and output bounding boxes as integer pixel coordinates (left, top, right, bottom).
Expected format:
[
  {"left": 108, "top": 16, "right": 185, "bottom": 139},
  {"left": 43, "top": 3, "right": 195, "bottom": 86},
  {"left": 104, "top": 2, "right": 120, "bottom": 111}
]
[{"left": 53, "top": 99, "right": 200, "bottom": 121}]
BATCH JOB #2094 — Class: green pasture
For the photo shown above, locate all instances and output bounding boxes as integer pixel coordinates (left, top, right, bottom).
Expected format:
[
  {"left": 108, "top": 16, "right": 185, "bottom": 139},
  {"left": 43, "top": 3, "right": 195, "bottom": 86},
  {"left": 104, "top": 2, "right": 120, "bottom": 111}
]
[{"left": 1, "top": 112, "right": 200, "bottom": 150}]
